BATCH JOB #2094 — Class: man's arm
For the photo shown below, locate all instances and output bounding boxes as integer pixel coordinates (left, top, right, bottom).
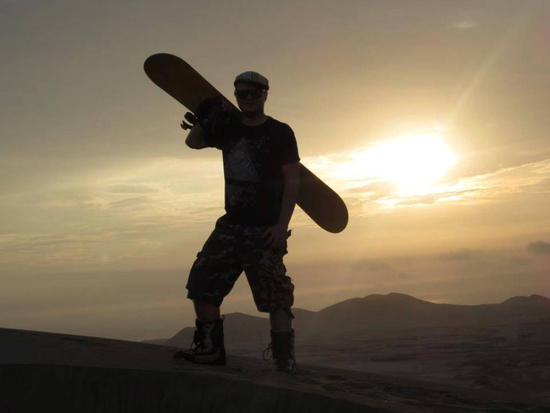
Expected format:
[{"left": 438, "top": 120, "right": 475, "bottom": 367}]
[
  {"left": 263, "top": 161, "right": 300, "bottom": 249},
  {"left": 185, "top": 125, "right": 209, "bottom": 149},
  {"left": 187, "top": 100, "right": 236, "bottom": 150},
  {"left": 278, "top": 162, "right": 300, "bottom": 229}
]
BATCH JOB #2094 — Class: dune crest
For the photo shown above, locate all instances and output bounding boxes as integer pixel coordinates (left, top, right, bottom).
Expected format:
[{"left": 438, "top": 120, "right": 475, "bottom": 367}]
[{"left": 1, "top": 328, "right": 548, "bottom": 412}]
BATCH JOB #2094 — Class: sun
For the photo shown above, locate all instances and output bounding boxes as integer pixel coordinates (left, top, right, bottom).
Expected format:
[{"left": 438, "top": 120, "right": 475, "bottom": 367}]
[{"left": 343, "top": 134, "right": 459, "bottom": 195}]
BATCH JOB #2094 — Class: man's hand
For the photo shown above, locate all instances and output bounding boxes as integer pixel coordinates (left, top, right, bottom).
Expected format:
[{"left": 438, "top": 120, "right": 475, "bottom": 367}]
[
  {"left": 262, "top": 224, "right": 289, "bottom": 250},
  {"left": 221, "top": 100, "right": 234, "bottom": 113},
  {"left": 194, "top": 98, "right": 239, "bottom": 138}
]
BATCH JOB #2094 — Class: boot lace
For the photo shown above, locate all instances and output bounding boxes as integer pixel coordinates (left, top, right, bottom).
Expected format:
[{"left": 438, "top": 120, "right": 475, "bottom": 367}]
[
  {"left": 190, "top": 329, "right": 206, "bottom": 353},
  {"left": 262, "top": 342, "right": 273, "bottom": 361}
]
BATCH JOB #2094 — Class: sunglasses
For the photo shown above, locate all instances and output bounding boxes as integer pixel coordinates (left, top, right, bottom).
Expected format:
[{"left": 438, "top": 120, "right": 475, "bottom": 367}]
[{"left": 234, "top": 88, "right": 264, "bottom": 100}]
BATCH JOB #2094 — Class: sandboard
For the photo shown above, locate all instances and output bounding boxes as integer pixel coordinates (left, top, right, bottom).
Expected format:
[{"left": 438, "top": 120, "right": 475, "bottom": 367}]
[{"left": 144, "top": 53, "right": 348, "bottom": 233}]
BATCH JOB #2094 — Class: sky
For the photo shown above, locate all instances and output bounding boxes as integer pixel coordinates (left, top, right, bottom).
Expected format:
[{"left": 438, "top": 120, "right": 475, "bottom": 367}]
[{"left": 1, "top": 0, "right": 549, "bottom": 341}]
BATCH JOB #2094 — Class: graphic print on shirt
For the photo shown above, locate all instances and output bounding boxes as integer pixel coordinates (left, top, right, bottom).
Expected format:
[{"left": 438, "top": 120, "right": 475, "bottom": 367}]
[{"left": 224, "top": 137, "right": 261, "bottom": 208}]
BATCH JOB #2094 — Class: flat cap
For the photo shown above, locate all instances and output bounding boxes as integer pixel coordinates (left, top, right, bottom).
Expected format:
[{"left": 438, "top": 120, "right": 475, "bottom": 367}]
[{"left": 233, "top": 71, "right": 269, "bottom": 90}]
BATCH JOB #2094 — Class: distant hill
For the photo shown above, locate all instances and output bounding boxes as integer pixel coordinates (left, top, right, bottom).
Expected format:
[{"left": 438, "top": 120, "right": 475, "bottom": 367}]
[
  {"left": 308, "top": 292, "right": 550, "bottom": 332},
  {"left": 501, "top": 294, "right": 550, "bottom": 308},
  {"left": 152, "top": 293, "right": 550, "bottom": 349}
]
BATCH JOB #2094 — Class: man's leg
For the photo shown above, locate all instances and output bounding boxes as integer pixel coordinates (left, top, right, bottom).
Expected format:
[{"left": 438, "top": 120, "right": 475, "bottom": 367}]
[
  {"left": 240, "top": 226, "right": 296, "bottom": 372},
  {"left": 268, "top": 307, "right": 296, "bottom": 373},
  {"left": 173, "top": 299, "right": 226, "bottom": 364},
  {"left": 242, "top": 241, "right": 296, "bottom": 372},
  {"left": 194, "top": 300, "right": 221, "bottom": 322},
  {"left": 270, "top": 308, "right": 292, "bottom": 332},
  {"left": 267, "top": 307, "right": 295, "bottom": 373},
  {"left": 175, "top": 220, "right": 241, "bottom": 365}
]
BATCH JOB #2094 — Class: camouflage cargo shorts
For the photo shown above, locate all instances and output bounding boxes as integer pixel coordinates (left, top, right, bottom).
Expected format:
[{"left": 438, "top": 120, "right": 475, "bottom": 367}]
[{"left": 186, "top": 217, "right": 294, "bottom": 314}]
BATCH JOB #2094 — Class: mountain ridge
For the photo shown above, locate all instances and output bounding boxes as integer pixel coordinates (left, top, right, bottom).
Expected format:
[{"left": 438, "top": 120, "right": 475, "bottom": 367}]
[{"left": 153, "top": 293, "right": 550, "bottom": 347}]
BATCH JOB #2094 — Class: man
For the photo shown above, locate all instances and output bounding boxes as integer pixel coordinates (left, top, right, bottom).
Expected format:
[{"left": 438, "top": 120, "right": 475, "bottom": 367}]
[{"left": 173, "top": 71, "right": 300, "bottom": 373}]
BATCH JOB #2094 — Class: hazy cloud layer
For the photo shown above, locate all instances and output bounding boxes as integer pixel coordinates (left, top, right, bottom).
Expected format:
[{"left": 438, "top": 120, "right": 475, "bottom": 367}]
[
  {"left": 1, "top": 155, "right": 548, "bottom": 270},
  {"left": 2, "top": 246, "right": 546, "bottom": 341},
  {"left": 0, "top": 157, "right": 224, "bottom": 268},
  {"left": 527, "top": 241, "right": 550, "bottom": 255},
  {"left": 439, "top": 249, "right": 485, "bottom": 261}
]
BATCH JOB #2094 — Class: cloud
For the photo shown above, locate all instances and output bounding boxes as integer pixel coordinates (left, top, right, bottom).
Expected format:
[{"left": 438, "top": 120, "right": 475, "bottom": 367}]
[
  {"left": 450, "top": 19, "right": 478, "bottom": 30},
  {"left": 108, "top": 184, "right": 160, "bottom": 194},
  {"left": 348, "top": 181, "right": 396, "bottom": 197},
  {"left": 306, "top": 148, "right": 550, "bottom": 217},
  {"left": 527, "top": 241, "right": 550, "bottom": 255},
  {"left": 110, "top": 197, "right": 150, "bottom": 208},
  {"left": 351, "top": 260, "right": 392, "bottom": 273},
  {"left": 439, "top": 248, "right": 483, "bottom": 261}
]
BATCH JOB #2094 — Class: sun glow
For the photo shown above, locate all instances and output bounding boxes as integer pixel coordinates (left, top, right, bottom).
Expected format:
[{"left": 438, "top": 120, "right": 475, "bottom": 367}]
[{"left": 340, "top": 134, "right": 459, "bottom": 196}]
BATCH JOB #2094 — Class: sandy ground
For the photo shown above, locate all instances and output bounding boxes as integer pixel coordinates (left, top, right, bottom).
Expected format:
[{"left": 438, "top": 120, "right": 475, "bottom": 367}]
[
  {"left": 3, "top": 327, "right": 547, "bottom": 412},
  {"left": 227, "top": 321, "right": 550, "bottom": 403},
  {"left": 299, "top": 331, "right": 550, "bottom": 400}
]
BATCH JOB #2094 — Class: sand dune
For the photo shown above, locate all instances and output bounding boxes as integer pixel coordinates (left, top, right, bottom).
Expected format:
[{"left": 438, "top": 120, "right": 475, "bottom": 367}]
[{"left": 1, "top": 328, "right": 549, "bottom": 412}]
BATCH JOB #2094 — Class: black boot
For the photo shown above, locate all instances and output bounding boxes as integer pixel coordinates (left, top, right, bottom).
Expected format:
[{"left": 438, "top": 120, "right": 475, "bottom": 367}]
[
  {"left": 264, "top": 329, "right": 296, "bottom": 373},
  {"left": 173, "top": 318, "right": 226, "bottom": 365}
]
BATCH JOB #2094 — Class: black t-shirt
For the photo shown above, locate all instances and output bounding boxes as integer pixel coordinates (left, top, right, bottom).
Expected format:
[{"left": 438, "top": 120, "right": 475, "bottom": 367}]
[{"left": 204, "top": 117, "right": 300, "bottom": 226}]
